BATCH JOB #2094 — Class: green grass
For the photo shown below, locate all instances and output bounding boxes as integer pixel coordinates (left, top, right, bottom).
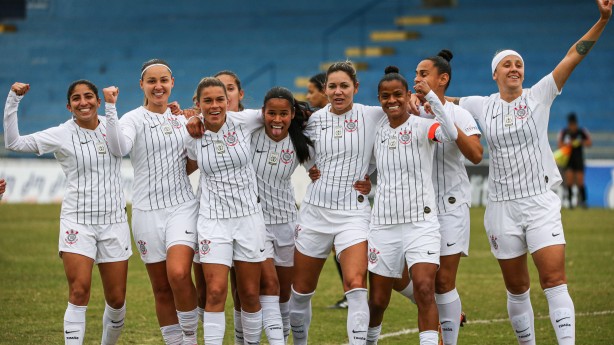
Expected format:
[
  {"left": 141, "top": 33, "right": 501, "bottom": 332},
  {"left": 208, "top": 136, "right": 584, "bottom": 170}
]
[{"left": 1, "top": 205, "right": 613, "bottom": 344}]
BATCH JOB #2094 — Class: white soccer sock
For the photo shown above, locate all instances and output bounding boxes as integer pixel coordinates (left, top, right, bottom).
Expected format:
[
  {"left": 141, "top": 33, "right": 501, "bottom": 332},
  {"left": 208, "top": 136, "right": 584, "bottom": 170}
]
[
  {"left": 177, "top": 308, "right": 198, "bottom": 345},
  {"left": 203, "top": 312, "right": 225, "bottom": 345},
  {"left": 260, "top": 295, "right": 284, "bottom": 345},
  {"left": 64, "top": 302, "right": 87, "bottom": 345},
  {"left": 197, "top": 307, "right": 205, "bottom": 323},
  {"left": 101, "top": 302, "right": 125, "bottom": 345},
  {"left": 241, "top": 309, "right": 263, "bottom": 345},
  {"left": 419, "top": 330, "right": 439, "bottom": 345},
  {"left": 366, "top": 324, "right": 382, "bottom": 345},
  {"left": 507, "top": 289, "right": 535, "bottom": 344},
  {"left": 544, "top": 284, "right": 575, "bottom": 344},
  {"left": 346, "top": 288, "right": 369, "bottom": 345},
  {"left": 160, "top": 324, "right": 183, "bottom": 345},
  {"left": 279, "top": 301, "right": 290, "bottom": 342},
  {"left": 435, "top": 289, "right": 462, "bottom": 345},
  {"left": 397, "top": 280, "right": 416, "bottom": 304},
  {"left": 234, "top": 309, "right": 244, "bottom": 344},
  {"left": 289, "top": 286, "right": 315, "bottom": 345}
]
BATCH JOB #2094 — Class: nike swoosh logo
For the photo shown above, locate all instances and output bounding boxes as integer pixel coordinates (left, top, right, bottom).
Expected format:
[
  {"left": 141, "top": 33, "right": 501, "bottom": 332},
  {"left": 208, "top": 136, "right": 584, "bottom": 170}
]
[
  {"left": 516, "top": 327, "right": 530, "bottom": 334},
  {"left": 446, "top": 242, "right": 456, "bottom": 247},
  {"left": 556, "top": 317, "right": 570, "bottom": 323},
  {"left": 111, "top": 318, "right": 124, "bottom": 324},
  {"left": 80, "top": 141, "right": 91, "bottom": 144},
  {"left": 255, "top": 149, "right": 267, "bottom": 153},
  {"left": 65, "top": 330, "right": 78, "bottom": 334},
  {"left": 150, "top": 124, "right": 159, "bottom": 128},
  {"left": 381, "top": 139, "right": 388, "bottom": 143},
  {"left": 427, "top": 251, "right": 436, "bottom": 255},
  {"left": 202, "top": 143, "right": 212, "bottom": 147},
  {"left": 321, "top": 126, "right": 331, "bottom": 130},
  {"left": 185, "top": 230, "right": 195, "bottom": 234},
  {"left": 260, "top": 248, "right": 265, "bottom": 252},
  {"left": 492, "top": 113, "right": 502, "bottom": 119},
  {"left": 351, "top": 330, "right": 366, "bottom": 333},
  {"left": 552, "top": 233, "right": 561, "bottom": 237},
  {"left": 441, "top": 321, "right": 451, "bottom": 324}
]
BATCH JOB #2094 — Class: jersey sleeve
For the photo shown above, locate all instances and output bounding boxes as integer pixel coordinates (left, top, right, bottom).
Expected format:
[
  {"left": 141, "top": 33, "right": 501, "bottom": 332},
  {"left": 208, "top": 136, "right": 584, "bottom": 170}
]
[
  {"left": 4, "top": 90, "right": 64, "bottom": 155},
  {"left": 185, "top": 136, "right": 197, "bottom": 161},
  {"left": 425, "top": 91, "right": 457, "bottom": 142},
  {"left": 229, "top": 109, "right": 264, "bottom": 135},
  {"left": 455, "top": 106, "right": 481, "bottom": 137},
  {"left": 530, "top": 73, "right": 561, "bottom": 107},
  {"left": 459, "top": 96, "right": 485, "bottom": 121},
  {"left": 105, "top": 103, "right": 134, "bottom": 157}
]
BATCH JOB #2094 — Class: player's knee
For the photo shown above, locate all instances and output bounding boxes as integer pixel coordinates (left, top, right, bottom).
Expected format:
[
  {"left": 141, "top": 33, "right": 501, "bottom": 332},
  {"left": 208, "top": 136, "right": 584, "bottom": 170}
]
[
  {"left": 435, "top": 275, "right": 455, "bottom": 294},
  {"left": 260, "top": 278, "right": 280, "bottom": 296},
  {"left": 540, "top": 276, "right": 567, "bottom": 290},
  {"left": 413, "top": 281, "right": 435, "bottom": 305},
  {"left": 69, "top": 285, "right": 91, "bottom": 305},
  {"left": 238, "top": 287, "right": 261, "bottom": 309},
  {"left": 167, "top": 266, "right": 192, "bottom": 286},
  {"left": 343, "top": 275, "right": 366, "bottom": 291},
  {"left": 368, "top": 294, "right": 390, "bottom": 316},
  {"left": 151, "top": 283, "right": 174, "bottom": 303}
]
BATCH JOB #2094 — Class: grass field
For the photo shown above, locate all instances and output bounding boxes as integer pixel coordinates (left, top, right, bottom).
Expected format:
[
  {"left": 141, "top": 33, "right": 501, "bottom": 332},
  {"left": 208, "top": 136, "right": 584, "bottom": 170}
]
[{"left": 1, "top": 204, "right": 613, "bottom": 344}]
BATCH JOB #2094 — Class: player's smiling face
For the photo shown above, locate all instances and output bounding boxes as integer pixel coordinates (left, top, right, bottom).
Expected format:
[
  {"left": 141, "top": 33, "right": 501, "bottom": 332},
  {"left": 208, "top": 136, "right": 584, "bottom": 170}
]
[
  {"left": 493, "top": 56, "right": 524, "bottom": 90},
  {"left": 263, "top": 98, "right": 294, "bottom": 142},
  {"left": 197, "top": 85, "right": 228, "bottom": 132},
  {"left": 140, "top": 65, "right": 174, "bottom": 111},
  {"left": 216, "top": 73, "right": 244, "bottom": 112},
  {"left": 378, "top": 79, "right": 410, "bottom": 125},
  {"left": 67, "top": 83, "right": 101, "bottom": 128},
  {"left": 326, "top": 71, "right": 358, "bottom": 115}
]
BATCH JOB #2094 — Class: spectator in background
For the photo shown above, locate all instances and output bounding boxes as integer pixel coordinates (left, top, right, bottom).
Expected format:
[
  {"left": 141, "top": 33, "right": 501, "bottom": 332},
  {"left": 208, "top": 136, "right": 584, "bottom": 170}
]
[{"left": 558, "top": 113, "right": 592, "bottom": 208}]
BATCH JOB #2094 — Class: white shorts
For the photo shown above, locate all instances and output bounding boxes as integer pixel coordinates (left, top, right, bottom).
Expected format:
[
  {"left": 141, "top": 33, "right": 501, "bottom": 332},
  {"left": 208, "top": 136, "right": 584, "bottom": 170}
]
[
  {"left": 264, "top": 222, "right": 296, "bottom": 267},
  {"left": 198, "top": 212, "right": 267, "bottom": 267},
  {"left": 484, "top": 190, "right": 565, "bottom": 260},
  {"left": 438, "top": 204, "right": 470, "bottom": 257},
  {"left": 132, "top": 199, "right": 199, "bottom": 264},
  {"left": 367, "top": 215, "right": 441, "bottom": 278},
  {"left": 295, "top": 203, "right": 370, "bottom": 259},
  {"left": 59, "top": 219, "right": 132, "bottom": 264}
]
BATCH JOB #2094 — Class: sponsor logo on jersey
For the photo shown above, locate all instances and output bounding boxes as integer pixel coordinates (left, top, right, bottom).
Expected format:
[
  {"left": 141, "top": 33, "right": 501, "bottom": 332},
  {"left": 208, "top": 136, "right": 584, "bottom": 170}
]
[
  {"left": 368, "top": 247, "right": 380, "bottom": 264},
  {"left": 399, "top": 130, "right": 412, "bottom": 144},
  {"left": 138, "top": 240, "right": 147, "bottom": 255},
  {"left": 280, "top": 149, "right": 294, "bottom": 164},
  {"left": 64, "top": 229, "right": 79, "bottom": 245},
  {"left": 224, "top": 132, "right": 238, "bottom": 146},
  {"left": 344, "top": 119, "right": 358, "bottom": 132},
  {"left": 200, "top": 239, "right": 211, "bottom": 255}
]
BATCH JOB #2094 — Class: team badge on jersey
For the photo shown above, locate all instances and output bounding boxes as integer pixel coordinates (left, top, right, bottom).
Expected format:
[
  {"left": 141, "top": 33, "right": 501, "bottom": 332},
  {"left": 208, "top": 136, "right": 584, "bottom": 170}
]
[
  {"left": 224, "top": 132, "right": 238, "bottom": 146},
  {"left": 294, "top": 224, "right": 302, "bottom": 240},
  {"left": 162, "top": 124, "right": 173, "bottom": 134},
  {"left": 200, "top": 239, "right": 211, "bottom": 255},
  {"left": 138, "top": 240, "right": 147, "bottom": 255},
  {"left": 388, "top": 135, "right": 398, "bottom": 150},
  {"left": 167, "top": 116, "right": 182, "bottom": 128},
  {"left": 489, "top": 235, "right": 498, "bottom": 250},
  {"left": 64, "top": 229, "right": 79, "bottom": 245},
  {"left": 268, "top": 151, "right": 280, "bottom": 165},
  {"left": 280, "top": 149, "right": 294, "bottom": 164},
  {"left": 399, "top": 130, "right": 412, "bottom": 145},
  {"left": 344, "top": 119, "right": 358, "bottom": 132},
  {"left": 213, "top": 140, "right": 226, "bottom": 154},
  {"left": 368, "top": 247, "right": 380, "bottom": 264},
  {"left": 504, "top": 114, "right": 514, "bottom": 127},
  {"left": 334, "top": 126, "right": 343, "bottom": 138},
  {"left": 514, "top": 104, "right": 529, "bottom": 119},
  {"left": 95, "top": 142, "right": 107, "bottom": 154}
]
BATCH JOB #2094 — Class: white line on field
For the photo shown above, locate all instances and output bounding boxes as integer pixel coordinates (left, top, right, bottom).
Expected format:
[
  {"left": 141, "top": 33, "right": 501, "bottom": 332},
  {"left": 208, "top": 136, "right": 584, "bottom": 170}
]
[{"left": 340, "top": 310, "right": 614, "bottom": 344}]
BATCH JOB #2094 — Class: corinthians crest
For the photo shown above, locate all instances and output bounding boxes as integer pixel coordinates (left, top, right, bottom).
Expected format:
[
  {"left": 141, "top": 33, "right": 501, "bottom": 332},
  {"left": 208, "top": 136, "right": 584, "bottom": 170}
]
[
  {"left": 368, "top": 247, "right": 380, "bottom": 264},
  {"left": 138, "top": 240, "right": 147, "bottom": 255},
  {"left": 514, "top": 104, "right": 529, "bottom": 119},
  {"left": 344, "top": 118, "right": 358, "bottom": 132},
  {"left": 280, "top": 149, "right": 294, "bottom": 164},
  {"left": 398, "top": 129, "right": 412, "bottom": 144},
  {"left": 64, "top": 229, "right": 79, "bottom": 245},
  {"left": 224, "top": 131, "right": 238, "bottom": 146},
  {"left": 167, "top": 116, "right": 182, "bottom": 128},
  {"left": 200, "top": 239, "right": 211, "bottom": 255}
]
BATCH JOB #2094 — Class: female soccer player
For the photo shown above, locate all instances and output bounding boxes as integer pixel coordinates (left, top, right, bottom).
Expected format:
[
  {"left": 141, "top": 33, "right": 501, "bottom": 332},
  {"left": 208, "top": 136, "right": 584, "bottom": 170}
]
[
  {"left": 288, "top": 61, "right": 385, "bottom": 345},
  {"left": 306, "top": 72, "right": 327, "bottom": 111},
  {"left": 447, "top": 1, "right": 611, "bottom": 343},
  {"left": 250, "top": 86, "right": 314, "bottom": 343},
  {"left": 366, "top": 66, "right": 458, "bottom": 345},
  {"left": 104, "top": 59, "right": 200, "bottom": 345},
  {"left": 186, "top": 77, "right": 266, "bottom": 345},
  {"left": 415, "top": 50, "right": 482, "bottom": 345},
  {"left": 4, "top": 81, "right": 130, "bottom": 345}
]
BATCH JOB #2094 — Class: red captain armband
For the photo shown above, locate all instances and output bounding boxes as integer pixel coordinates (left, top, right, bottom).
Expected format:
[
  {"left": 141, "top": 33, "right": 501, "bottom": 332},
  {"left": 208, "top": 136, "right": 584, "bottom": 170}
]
[{"left": 428, "top": 123, "right": 441, "bottom": 142}]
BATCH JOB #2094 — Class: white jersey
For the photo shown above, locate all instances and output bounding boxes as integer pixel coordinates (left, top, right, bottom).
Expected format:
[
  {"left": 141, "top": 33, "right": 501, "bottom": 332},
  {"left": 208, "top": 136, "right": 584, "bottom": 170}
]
[
  {"left": 422, "top": 102, "right": 481, "bottom": 214},
  {"left": 117, "top": 106, "right": 195, "bottom": 211},
  {"left": 372, "top": 115, "right": 441, "bottom": 225},
  {"left": 303, "top": 103, "right": 386, "bottom": 210},
  {"left": 251, "top": 128, "right": 300, "bottom": 225},
  {"left": 187, "top": 110, "right": 263, "bottom": 219},
  {"left": 460, "top": 73, "right": 562, "bottom": 202},
  {"left": 4, "top": 91, "right": 126, "bottom": 224}
]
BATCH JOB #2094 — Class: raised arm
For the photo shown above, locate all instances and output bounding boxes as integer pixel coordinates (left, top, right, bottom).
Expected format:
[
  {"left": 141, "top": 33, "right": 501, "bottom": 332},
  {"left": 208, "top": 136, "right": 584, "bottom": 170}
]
[
  {"left": 4, "top": 83, "right": 40, "bottom": 153},
  {"left": 552, "top": 0, "right": 612, "bottom": 90},
  {"left": 103, "top": 86, "right": 133, "bottom": 157}
]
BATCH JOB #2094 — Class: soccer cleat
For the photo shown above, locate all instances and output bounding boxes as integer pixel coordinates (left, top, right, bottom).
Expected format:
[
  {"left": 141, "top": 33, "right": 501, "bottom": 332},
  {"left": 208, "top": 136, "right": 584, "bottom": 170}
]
[
  {"left": 328, "top": 296, "right": 348, "bottom": 309},
  {"left": 438, "top": 323, "right": 443, "bottom": 345},
  {"left": 460, "top": 311, "right": 467, "bottom": 327},
  {"left": 438, "top": 311, "right": 467, "bottom": 345}
]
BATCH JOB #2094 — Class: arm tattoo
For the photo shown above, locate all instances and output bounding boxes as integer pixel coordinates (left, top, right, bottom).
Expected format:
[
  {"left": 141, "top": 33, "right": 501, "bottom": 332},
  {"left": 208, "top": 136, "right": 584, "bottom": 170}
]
[{"left": 575, "top": 40, "right": 595, "bottom": 55}]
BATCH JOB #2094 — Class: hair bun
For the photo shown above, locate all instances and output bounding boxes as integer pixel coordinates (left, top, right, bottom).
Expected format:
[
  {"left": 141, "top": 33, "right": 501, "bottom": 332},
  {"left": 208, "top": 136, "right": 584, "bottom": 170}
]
[
  {"left": 438, "top": 49, "right": 453, "bottom": 62},
  {"left": 384, "top": 65, "right": 400, "bottom": 74}
]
